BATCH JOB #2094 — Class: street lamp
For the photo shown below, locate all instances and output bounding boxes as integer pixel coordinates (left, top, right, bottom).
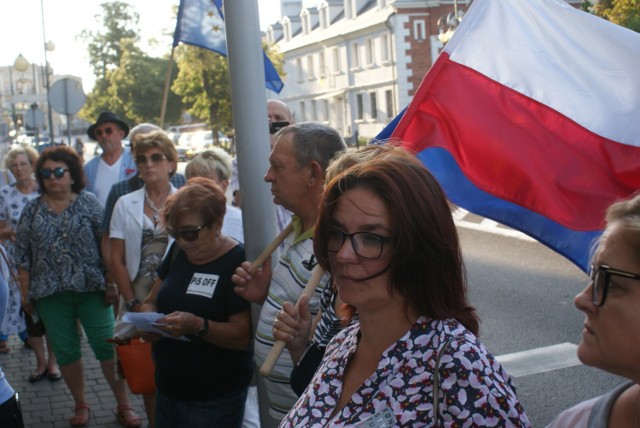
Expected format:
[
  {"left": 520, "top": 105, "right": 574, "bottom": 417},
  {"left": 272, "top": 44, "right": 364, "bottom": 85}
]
[
  {"left": 10, "top": 54, "right": 31, "bottom": 131},
  {"left": 437, "top": 1, "right": 466, "bottom": 44},
  {"left": 43, "top": 39, "right": 55, "bottom": 141}
]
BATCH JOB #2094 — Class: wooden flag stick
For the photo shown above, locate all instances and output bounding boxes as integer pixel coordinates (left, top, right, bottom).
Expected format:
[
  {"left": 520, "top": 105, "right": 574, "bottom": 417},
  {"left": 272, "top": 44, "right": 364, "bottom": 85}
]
[
  {"left": 251, "top": 223, "right": 293, "bottom": 271},
  {"left": 259, "top": 264, "right": 325, "bottom": 377}
]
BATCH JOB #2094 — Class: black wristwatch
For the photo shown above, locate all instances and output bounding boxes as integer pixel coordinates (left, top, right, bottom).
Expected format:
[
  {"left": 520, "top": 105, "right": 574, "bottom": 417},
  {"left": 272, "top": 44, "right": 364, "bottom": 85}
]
[
  {"left": 125, "top": 299, "right": 140, "bottom": 311},
  {"left": 196, "top": 317, "right": 208, "bottom": 338}
]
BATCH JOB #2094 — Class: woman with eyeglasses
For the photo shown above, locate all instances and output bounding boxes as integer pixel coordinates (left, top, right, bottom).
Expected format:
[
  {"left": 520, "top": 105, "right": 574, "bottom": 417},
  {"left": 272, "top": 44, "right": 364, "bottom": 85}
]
[
  {"left": 14, "top": 146, "right": 137, "bottom": 427},
  {"left": 109, "top": 130, "right": 178, "bottom": 427},
  {"left": 0, "top": 145, "right": 60, "bottom": 382},
  {"left": 547, "top": 193, "right": 640, "bottom": 427},
  {"left": 139, "top": 177, "right": 253, "bottom": 428},
  {"left": 280, "top": 151, "right": 529, "bottom": 427}
]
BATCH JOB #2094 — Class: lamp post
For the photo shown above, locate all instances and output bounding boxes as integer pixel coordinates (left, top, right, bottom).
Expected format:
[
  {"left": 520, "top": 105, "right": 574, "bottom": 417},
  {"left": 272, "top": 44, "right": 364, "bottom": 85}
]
[
  {"left": 41, "top": 0, "right": 55, "bottom": 141},
  {"left": 11, "top": 54, "right": 31, "bottom": 131},
  {"left": 437, "top": 0, "right": 466, "bottom": 44}
]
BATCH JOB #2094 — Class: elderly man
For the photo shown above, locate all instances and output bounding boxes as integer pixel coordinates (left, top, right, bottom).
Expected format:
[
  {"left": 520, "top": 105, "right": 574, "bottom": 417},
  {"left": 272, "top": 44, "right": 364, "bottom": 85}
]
[
  {"left": 233, "top": 122, "right": 346, "bottom": 421},
  {"left": 230, "top": 99, "right": 294, "bottom": 233},
  {"left": 84, "top": 111, "right": 137, "bottom": 206}
]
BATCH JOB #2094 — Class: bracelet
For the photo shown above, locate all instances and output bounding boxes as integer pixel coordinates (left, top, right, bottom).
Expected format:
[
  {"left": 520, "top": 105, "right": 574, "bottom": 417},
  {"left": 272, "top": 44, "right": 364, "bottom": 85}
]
[{"left": 106, "top": 283, "right": 118, "bottom": 289}]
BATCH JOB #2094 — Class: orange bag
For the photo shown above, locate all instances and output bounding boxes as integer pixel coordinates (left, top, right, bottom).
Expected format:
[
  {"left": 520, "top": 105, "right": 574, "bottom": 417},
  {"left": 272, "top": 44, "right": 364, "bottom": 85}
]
[{"left": 116, "top": 338, "right": 156, "bottom": 394}]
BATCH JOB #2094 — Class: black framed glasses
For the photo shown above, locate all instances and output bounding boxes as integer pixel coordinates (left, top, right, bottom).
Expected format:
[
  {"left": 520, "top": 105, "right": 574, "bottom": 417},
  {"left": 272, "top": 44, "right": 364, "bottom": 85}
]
[
  {"left": 327, "top": 227, "right": 393, "bottom": 259},
  {"left": 589, "top": 264, "right": 640, "bottom": 306},
  {"left": 167, "top": 224, "right": 206, "bottom": 242},
  {"left": 94, "top": 126, "right": 114, "bottom": 138},
  {"left": 40, "top": 167, "right": 69, "bottom": 180},
  {"left": 269, "top": 121, "right": 290, "bottom": 135},
  {"left": 136, "top": 153, "right": 166, "bottom": 165}
]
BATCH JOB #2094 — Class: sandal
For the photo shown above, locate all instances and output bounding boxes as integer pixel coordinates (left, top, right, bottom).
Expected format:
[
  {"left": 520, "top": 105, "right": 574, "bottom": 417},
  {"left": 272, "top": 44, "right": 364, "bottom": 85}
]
[
  {"left": 0, "top": 341, "right": 9, "bottom": 354},
  {"left": 70, "top": 403, "right": 90, "bottom": 427},
  {"left": 28, "top": 368, "right": 48, "bottom": 383},
  {"left": 116, "top": 404, "right": 142, "bottom": 428}
]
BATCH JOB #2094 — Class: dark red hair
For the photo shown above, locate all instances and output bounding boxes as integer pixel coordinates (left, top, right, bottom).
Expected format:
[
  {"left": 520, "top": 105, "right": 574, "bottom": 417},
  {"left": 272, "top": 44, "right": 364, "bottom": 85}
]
[{"left": 314, "top": 149, "right": 479, "bottom": 334}]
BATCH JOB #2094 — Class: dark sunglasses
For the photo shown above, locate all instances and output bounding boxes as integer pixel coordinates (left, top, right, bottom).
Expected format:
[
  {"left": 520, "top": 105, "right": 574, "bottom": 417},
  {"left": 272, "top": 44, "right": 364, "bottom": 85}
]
[
  {"left": 94, "top": 126, "right": 114, "bottom": 138},
  {"left": 167, "top": 224, "right": 206, "bottom": 242},
  {"left": 40, "top": 167, "right": 69, "bottom": 180},
  {"left": 269, "top": 121, "right": 290, "bottom": 135},
  {"left": 136, "top": 153, "right": 167, "bottom": 165}
]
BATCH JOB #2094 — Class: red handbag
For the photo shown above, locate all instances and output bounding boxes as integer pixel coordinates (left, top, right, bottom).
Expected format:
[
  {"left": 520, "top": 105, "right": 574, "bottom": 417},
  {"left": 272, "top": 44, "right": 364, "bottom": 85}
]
[{"left": 115, "top": 338, "right": 156, "bottom": 394}]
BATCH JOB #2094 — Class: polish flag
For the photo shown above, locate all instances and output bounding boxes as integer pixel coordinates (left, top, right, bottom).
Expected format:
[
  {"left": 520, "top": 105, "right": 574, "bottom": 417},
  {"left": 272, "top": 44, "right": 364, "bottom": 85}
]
[{"left": 384, "top": 0, "right": 640, "bottom": 271}]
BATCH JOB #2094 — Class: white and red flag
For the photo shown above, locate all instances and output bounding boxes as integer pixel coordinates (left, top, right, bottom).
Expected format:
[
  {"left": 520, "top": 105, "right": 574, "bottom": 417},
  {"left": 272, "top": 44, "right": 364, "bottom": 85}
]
[{"left": 381, "top": 0, "right": 640, "bottom": 270}]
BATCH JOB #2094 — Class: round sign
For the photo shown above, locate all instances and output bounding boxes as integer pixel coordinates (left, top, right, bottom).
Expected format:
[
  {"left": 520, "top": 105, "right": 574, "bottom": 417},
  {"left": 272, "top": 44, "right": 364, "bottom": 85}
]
[
  {"left": 49, "top": 78, "right": 86, "bottom": 115},
  {"left": 24, "top": 107, "right": 45, "bottom": 129}
]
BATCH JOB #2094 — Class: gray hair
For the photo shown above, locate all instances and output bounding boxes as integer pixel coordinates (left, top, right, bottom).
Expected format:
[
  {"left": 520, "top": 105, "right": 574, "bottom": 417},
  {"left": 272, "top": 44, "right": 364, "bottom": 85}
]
[
  {"left": 185, "top": 147, "right": 233, "bottom": 182},
  {"left": 129, "top": 123, "right": 161, "bottom": 150},
  {"left": 276, "top": 122, "right": 346, "bottom": 173}
]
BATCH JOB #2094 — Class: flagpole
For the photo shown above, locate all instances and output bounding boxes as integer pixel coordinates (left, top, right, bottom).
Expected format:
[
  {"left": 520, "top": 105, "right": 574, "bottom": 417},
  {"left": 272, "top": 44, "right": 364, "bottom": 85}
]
[
  {"left": 159, "top": 47, "right": 176, "bottom": 128},
  {"left": 224, "top": 1, "right": 276, "bottom": 426}
]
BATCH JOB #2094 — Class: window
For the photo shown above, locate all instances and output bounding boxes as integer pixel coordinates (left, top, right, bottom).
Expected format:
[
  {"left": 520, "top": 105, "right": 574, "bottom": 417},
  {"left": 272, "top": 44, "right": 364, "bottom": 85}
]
[
  {"left": 300, "top": 101, "right": 307, "bottom": 121},
  {"left": 307, "top": 55, "right": 315, "bottom": 80},
  {"left": 296, "top": 58, "right": 303, "bottom": 82},
  {"left": 370, "top": 92, "right": 378, "bottom": 119},
  {"left": 352, "top": 42, "right": 360, "bottom": 69},
  {"left": 356, "top": 94, "right": 364, "bottom": 120},
  {"left": 311, "top": 100, "right": 318, "bottom": 121},
  {"left": 284, "top": 19, "right": 292, "bottom": 41},
  {"left": 319, "top": 52, "right": 326, "bottom": 77},
  {"left": 385, "top": 90, "right": 394, "bottom": 118},
  {"left": 332, "top": 47, "right": 340, "bottom": 73},
  {"left": 302, "top": 11, "right": 311, "bottom": 34},
  {"left": 322, "top": 100, "right": 330, "bottom": 122},
  {"left": 320, "top": 4, "right": 329, "bottom": 28},
  {"left": 365, "top": 39, "right": 375, "bottom": 65},
  {"left": 380, "top": 34, "right": 390, "bottom": 62},
  {"left": 413, "top": 20, "right": 426, "bottom": 41}
]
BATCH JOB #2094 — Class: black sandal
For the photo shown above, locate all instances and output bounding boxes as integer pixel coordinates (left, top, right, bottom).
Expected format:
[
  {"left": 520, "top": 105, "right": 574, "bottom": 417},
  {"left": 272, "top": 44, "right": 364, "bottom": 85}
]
[{"left": 28, "top": 368, "right": 48, "bottom": 383}]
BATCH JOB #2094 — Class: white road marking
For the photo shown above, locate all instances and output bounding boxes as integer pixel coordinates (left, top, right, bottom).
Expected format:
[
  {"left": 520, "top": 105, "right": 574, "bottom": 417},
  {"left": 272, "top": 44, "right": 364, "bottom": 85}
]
[
  {"left": 452, "top": 208, "right": 536, "bottom": 242},
  {"left": 496, "top": 342, "right": 581, "bottom": 378}
]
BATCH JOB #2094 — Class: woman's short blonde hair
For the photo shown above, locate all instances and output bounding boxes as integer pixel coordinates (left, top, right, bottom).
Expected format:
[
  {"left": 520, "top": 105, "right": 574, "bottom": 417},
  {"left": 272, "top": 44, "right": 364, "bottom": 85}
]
[
  {"left": 185, "top": 147, "right": 232, "bottom": 182},
  {"left": 5, "top": 145, "right": 39, "bottom": 170}
]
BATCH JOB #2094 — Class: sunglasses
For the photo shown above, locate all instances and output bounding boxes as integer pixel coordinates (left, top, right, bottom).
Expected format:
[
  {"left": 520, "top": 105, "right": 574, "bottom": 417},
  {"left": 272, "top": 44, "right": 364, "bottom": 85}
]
[
  {"left": 167, "top": 224, "right": 206, "bottom": 242},
  {"left": 94, "top": 126, "right": 114, "bottom": 138},
  {"left": 269, "top": 121, "right": 290, "bottom": 135},
  {"left": 40, "top": 167, "right": 69, "bottom": 180},
  {"left": 136, "top": 153, "right": 167, "bottom": 165}
]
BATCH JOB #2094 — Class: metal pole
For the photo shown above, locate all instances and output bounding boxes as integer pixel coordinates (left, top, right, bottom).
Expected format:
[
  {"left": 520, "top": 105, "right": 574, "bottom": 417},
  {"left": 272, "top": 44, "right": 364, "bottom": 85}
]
[
  {"left": 225, "top": 1, "right": 276, "bottom": 427},
  {"left": 40, "top": 0, "right": 55, "bottom": 140}
]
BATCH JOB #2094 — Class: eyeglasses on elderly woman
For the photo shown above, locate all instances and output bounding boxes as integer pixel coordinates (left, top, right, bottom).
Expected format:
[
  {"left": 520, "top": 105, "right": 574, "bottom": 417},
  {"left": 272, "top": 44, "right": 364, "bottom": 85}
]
[
  {"left": 166, "top": 224, "right": 206, "bottom": 242},
  {"left": 589, "top": 264, "right": 640, "bottom": 306},
  {"left": 40, "top": 167, "right": 69, "bottom": 179}
]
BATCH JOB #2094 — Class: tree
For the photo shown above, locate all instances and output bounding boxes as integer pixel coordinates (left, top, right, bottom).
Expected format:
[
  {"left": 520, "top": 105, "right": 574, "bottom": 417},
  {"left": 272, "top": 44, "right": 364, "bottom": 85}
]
[
  {"left": 171, "top": 46, "right": 233, "bottom": 134},
  {"left": 591, "top": 0, "right": 640, "bottom": 32}
]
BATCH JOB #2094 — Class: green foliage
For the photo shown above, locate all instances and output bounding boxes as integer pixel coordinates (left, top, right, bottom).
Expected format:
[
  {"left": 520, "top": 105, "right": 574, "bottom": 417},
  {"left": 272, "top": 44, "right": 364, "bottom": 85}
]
[{"left": 591, "top": 0, "right": 640, "bottom": 32}]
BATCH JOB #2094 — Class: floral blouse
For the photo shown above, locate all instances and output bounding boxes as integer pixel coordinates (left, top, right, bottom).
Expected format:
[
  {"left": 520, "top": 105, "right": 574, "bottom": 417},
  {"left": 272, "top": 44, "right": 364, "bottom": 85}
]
[
  {"left": 15, "top": 191, "right": 105, "bottom": 301},
  {"left": 280, "top": 317, "right": 530, "bottom": 428},
  {"left": 0, "top": 183, "right": 38, "bottom": 261}
]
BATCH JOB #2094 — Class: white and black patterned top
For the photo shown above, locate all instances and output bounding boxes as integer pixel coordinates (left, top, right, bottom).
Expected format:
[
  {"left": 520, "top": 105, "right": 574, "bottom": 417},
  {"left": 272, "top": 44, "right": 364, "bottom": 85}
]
[
  {"left": 281, "top": 317, "right": 531, "bottom": 427},
  {"left": 15, "top": 192, "right": 105, "bottom": 300}
]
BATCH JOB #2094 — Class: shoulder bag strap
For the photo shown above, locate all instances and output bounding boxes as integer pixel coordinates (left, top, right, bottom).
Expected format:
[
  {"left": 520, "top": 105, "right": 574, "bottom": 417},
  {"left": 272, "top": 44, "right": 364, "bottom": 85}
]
[{"left": 432, "top": 336, "right": 463, "bottom": 426}]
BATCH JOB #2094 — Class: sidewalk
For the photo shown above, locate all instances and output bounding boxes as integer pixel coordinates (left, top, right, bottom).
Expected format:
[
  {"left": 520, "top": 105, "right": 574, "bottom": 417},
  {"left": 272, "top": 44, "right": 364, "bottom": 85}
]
[{"left": 0, "top": 335, "right": 147, "bottom": 427}]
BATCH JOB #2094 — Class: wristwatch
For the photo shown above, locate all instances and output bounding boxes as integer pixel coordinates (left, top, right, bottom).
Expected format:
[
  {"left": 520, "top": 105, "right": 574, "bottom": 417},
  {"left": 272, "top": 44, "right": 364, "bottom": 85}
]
[
  {"left": 125, "top": 299, "right": 140, "bottom": 311},
  {"left": 196, "top": 317, "right": 208, "bottom": 338}
]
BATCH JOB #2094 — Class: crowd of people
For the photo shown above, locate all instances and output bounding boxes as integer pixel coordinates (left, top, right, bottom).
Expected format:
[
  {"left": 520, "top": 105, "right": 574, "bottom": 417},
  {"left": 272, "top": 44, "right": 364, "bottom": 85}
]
[{"left": 0, "top": 105, "right": 636, "bottom": 428}]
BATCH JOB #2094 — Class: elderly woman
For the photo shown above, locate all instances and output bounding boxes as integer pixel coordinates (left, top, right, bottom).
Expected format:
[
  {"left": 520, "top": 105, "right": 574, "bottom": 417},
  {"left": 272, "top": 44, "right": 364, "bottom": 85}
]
[
  {"left": 0, "top": 145, "right": 59, "bottom": 382},
  {"left": 109, "top": 130, "right": 178, "bottom": 427},
  {"left": 141, "top": 177, "right": 253, "bottom": 428},
  {"left": 547, "top": 193, "right": 640, "bottom": 427},
  {"left": 15, "top": 146, "right": 139, "bottom": 428},
  {"left": 280, "top": 150, "right": 530, "bottom": 427},
  {"left": 185, "top": 148, "right": 243, "bottom": 243}
]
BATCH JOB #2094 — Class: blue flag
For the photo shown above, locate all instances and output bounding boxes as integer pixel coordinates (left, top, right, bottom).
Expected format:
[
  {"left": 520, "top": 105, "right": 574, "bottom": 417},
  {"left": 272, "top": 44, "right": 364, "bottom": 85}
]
[{"left": 173, "top": 0, "right": 284, "bottom": 93}]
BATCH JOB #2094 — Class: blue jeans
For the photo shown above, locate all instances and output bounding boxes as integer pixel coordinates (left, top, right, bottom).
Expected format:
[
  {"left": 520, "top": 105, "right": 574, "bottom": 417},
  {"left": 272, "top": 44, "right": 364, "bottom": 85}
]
[{"left": 155, "top": 386, "right": 247, "bottom": 428}]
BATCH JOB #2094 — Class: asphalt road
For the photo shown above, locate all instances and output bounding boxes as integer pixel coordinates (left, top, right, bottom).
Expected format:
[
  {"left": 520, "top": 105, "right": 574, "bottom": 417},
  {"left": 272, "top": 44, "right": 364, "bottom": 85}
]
[{"left": 458, "top": 226, "right": 625, "bottom": 426}]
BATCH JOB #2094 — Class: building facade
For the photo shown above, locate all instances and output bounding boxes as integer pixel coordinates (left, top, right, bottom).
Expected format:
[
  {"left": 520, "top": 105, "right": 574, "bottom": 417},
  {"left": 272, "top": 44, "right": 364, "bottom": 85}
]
[{"left": 266, "top": 0, "right": 579, "bottom": 141}]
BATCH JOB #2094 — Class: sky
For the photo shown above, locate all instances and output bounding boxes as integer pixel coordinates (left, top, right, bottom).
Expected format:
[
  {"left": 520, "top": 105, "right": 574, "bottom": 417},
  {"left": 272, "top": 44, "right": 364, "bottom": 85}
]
[{"left": 1, "top": 0, "right": 284, "bottom": 93}]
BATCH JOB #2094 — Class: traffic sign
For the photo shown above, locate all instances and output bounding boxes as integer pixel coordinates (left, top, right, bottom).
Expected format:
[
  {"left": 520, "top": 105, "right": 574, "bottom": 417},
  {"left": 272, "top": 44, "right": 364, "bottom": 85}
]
[{"left": 49, "top": 78, "right": 86, "bottom": 115}]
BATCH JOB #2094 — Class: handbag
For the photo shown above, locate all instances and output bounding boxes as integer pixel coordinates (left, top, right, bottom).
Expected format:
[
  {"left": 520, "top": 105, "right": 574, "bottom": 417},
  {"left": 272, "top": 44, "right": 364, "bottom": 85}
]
[{"left": 115, "top": 338, "right": 156, "bottom": 394}]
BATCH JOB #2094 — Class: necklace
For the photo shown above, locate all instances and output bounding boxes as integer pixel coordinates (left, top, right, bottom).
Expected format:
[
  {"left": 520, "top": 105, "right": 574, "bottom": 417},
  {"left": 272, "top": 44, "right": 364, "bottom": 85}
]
[{"left": 144, "top": 189, "right": 167, "bottom": 225}]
